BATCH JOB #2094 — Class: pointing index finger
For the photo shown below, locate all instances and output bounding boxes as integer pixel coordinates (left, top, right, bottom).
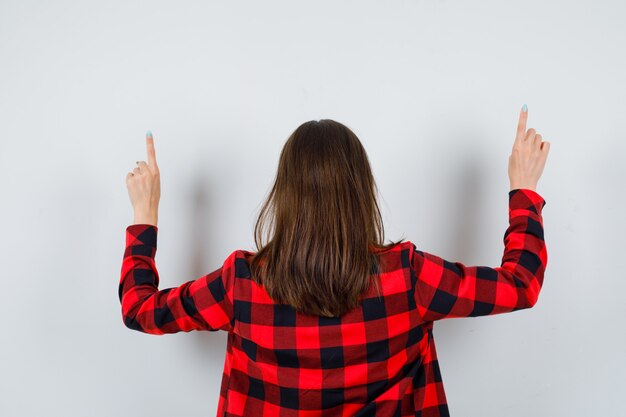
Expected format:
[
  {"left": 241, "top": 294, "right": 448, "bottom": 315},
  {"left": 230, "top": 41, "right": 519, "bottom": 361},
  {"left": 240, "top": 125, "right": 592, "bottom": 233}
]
[
  {"left": 516, "top": 104, "right": 528, "bottom": 141},
  {"left": 146, "top": 130, "right": 157, "bottom": 166}
]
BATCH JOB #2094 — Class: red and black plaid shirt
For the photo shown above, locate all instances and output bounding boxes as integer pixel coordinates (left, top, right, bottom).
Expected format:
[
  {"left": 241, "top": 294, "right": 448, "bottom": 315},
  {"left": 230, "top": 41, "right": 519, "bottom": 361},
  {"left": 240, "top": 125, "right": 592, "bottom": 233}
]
[{"left": 119, "top": 188, "right": 547, "bottom": 416}]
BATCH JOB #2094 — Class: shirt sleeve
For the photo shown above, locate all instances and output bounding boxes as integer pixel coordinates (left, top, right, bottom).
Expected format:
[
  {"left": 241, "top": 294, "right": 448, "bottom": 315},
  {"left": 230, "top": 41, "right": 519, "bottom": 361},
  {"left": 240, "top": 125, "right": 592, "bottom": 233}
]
[
  {"left": 118, "top": 224, "right": 236, "bottom": 334},
  {"left": 410, "top": 188, "right": 547, "bottom": 322}
]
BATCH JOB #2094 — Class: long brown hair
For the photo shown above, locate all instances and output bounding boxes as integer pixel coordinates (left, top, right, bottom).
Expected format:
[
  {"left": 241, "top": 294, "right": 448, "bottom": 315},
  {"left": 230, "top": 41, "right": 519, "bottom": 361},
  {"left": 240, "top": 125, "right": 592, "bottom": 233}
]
[{"left": 249, "top": 119, "right": 405, "bottom": 317}]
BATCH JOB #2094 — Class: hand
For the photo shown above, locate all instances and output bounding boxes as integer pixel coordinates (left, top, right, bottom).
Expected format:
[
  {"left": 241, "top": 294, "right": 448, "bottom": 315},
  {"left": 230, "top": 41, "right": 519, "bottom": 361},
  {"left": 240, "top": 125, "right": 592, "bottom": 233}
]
[
  {"left": 126, "top": 131, "right": 161, "bottom": 226},
  {"left": 508, "top": 105, "right": 550, "bottom": 192}
]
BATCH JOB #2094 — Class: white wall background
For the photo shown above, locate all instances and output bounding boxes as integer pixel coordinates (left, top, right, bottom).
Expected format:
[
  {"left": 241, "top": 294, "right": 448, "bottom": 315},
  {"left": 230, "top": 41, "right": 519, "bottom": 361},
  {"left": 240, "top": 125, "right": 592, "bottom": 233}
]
[{"left": 1, "top": 0, "right": 624, "bottom": 416}]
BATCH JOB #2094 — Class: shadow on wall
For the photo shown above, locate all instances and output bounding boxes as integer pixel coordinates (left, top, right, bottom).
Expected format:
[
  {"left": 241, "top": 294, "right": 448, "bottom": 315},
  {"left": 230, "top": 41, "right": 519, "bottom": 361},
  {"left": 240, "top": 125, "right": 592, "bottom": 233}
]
[
  {"left": 429, "top": 151, "right": 486, "bottom": 339},
  {"left": 188, "top": 173, "right": 229, "bottom": 356}
]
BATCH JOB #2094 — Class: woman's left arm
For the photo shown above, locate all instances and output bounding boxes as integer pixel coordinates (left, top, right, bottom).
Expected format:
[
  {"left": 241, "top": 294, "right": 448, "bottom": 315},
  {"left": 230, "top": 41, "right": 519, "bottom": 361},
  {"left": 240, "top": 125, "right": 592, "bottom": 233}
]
[
  {"left": 121, "top": 132, "right": 235, "bottom": 334},
  {"left": 119, "top": 224, "right": 236, "bottom": 334}
]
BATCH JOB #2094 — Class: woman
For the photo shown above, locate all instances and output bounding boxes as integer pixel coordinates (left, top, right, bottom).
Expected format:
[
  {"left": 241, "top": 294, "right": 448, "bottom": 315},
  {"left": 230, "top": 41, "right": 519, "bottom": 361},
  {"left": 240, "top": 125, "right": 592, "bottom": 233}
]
[{"left": 120, "top": 104, "right": 550, "bottom": 416}]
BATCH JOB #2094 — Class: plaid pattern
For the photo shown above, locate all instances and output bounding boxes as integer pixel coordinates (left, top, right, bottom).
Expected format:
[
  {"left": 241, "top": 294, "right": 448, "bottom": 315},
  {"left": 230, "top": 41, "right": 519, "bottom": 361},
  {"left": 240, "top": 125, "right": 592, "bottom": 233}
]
[{"left": 119, "top": 188, "right": 547, "bottom": 416}]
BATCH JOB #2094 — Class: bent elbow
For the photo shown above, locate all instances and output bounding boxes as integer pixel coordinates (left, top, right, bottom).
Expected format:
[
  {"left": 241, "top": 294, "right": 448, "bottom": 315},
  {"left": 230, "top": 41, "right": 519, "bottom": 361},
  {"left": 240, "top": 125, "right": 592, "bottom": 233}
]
[
  {"left": 123, "top": 313, "right": 145, "bottom": 332},
  {"left": 523, "top": 285, "right": 542, "bottom": 309}
]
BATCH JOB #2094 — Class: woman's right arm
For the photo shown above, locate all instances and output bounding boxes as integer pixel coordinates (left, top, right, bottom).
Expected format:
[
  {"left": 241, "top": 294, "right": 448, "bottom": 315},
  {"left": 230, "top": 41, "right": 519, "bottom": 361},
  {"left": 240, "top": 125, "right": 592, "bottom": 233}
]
[
  {"left": 410, "top": 105, "right": 551, "bottom": 322},
  {"left": 410, "top": 188, "right": 547, "bottom": 321}
]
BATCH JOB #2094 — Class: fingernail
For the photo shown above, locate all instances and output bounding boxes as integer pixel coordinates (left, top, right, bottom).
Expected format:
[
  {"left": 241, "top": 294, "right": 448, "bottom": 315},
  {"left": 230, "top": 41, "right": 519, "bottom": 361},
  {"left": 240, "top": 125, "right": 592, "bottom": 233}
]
[
  {"left": 146, "top": 130, "right": 153, "bottom": 138},
  {"left": 522, "top": 104, "right": 528, "bottom": 112}
]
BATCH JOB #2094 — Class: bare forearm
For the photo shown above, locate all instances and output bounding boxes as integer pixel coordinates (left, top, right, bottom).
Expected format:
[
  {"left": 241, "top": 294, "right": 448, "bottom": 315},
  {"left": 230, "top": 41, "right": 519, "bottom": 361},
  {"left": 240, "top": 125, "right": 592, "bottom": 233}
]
[{"left": 133, "top": 210, "right": 158, "bottom": 227}]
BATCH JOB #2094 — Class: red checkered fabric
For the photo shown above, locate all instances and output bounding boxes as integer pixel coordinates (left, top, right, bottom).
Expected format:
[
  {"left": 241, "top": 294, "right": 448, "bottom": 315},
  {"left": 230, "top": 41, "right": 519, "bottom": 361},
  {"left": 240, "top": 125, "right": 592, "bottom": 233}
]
[{"left": 119, "top": 188, "right": 547, "bottom": 416}]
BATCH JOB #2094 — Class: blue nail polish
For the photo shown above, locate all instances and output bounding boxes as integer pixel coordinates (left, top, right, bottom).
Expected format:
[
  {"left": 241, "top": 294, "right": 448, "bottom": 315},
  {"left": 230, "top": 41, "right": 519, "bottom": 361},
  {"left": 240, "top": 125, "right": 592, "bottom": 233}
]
[
  {"left": 522, "top": 104, "right": 528, "bottom": 112},
  {"left": 146, "top": 130, "right": 152, "bottom": 138}
]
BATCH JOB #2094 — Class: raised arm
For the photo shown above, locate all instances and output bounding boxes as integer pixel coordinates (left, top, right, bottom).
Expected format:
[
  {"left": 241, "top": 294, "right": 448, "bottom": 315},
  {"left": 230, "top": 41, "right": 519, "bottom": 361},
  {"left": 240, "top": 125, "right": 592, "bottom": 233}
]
[
  {"left": 411, "top": 188, "right": 547, "bottom": 322},
  {"left": 118, "top": 224, "right": 236, "bottom": 334},
  {"left": 411, "top": 105, "right": 550, "bottom": 322}
]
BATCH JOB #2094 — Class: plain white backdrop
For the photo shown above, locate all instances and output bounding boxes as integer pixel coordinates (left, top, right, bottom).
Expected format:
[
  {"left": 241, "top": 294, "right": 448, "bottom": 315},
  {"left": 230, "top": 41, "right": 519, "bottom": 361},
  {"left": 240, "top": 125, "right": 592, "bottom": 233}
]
[{"left": 0, "top": 0, "right": 624, "bottom": 416}]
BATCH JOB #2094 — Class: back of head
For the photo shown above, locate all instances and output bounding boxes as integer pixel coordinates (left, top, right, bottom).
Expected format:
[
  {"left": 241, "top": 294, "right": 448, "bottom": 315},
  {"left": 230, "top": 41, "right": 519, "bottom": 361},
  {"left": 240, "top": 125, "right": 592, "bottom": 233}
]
[{"left": 249, "top": 119, "right": 405, "bottom": 317}]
